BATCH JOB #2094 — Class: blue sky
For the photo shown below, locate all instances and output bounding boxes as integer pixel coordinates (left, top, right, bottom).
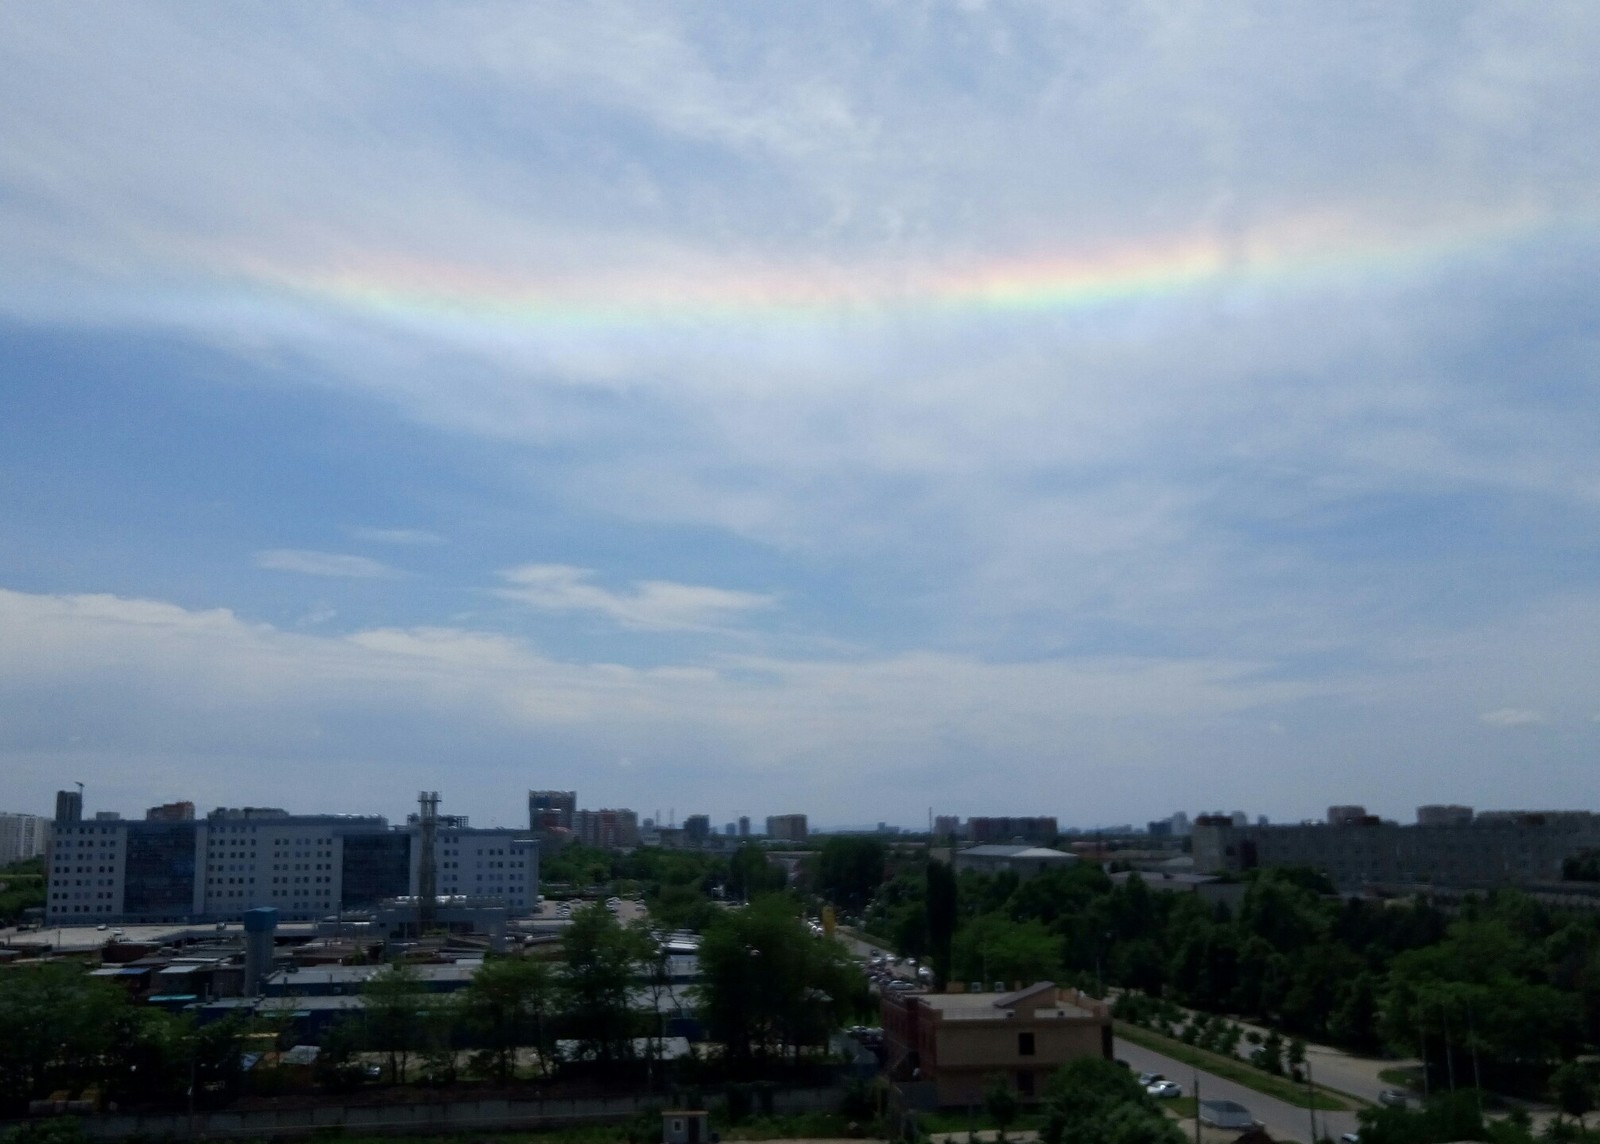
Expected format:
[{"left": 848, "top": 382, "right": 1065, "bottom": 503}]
[{"left": 3, "top": 3, "right": 1600, "bottom": 829}]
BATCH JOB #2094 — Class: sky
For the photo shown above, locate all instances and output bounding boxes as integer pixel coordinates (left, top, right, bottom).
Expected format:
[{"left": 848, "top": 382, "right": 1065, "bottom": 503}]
[{"left": 3, "top": 3, "right": 1600, "bottom": 831}]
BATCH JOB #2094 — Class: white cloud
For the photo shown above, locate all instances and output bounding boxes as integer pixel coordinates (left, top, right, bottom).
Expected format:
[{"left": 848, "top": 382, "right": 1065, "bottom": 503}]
[
  {"left": 1479, "top": 707, "right": 1547, "bottom": 728},
  {"left": 255, "top": 549, "right": 401, "bottom": 579},
  {"left": 0, "top": 585, "right": 1325, "bottom": 822},
  {"left": 496, "top": 564, "right": 773, "bottom": 631}
]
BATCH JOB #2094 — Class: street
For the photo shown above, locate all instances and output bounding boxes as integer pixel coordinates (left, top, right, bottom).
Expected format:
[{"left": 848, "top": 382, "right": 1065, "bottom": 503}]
[{"left": 1115, "top": 1037, "right": 1359, "bottom": 1144}]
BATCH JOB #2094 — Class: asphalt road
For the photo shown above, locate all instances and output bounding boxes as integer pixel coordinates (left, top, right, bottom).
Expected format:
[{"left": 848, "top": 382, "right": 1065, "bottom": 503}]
[{"left": 1115, "top": 1037, "right": 1359, "bottom": 1144}]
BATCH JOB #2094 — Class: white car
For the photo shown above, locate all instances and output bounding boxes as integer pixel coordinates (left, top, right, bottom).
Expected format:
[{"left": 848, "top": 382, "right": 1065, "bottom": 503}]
[{"left": 1147, "top": 1080, "right": 1182, "bottom": 1098}]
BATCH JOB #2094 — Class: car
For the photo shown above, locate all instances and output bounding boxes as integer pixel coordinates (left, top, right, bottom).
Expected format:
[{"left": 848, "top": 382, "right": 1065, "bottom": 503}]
[
  {"left": 1147, "top": 1081, "right": 1182, "bottom": 1098},
  {"left": 1341, "top": 1133, "right": 1361, "bottom": 1144},
  {"left": 96, "top": 923, "right": 107, "bottom": 931},
  {"left": 1138, "top": 1072, "right": 1165, "bottom": 1087},
  {"left": 1198, "top": 1100, "right": 1258, "bottom": 1130},
  {"left": 1378, "top": 1089, "right": 1410, "bottom": 1108}
]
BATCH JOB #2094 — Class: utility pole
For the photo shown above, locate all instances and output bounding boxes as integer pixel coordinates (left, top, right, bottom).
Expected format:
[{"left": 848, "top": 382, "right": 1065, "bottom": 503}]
[
  {"left": 1441, "top": 1001, "right": 1456, "bottom": 1091},
  {"left": 1306, "top": 1056, "right": 1319, "bottom": 1144},
  {"left": 1193, "top": 1070, "right": 1201, "bottom": 1144},
  {"left": 1466, "top": 1002, "right": 1483, "bottom": 1119}
]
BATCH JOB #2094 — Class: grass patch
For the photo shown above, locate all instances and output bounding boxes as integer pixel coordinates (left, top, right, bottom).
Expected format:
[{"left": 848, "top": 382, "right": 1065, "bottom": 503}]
[
  {"left": 1378, "top": 1067, "right": 1422, "bottom": 1090},
  {"left": 1161, "top": 1096, "right": 1199, "bottom": 1120},
  {"left": 720, "top": 1112, "right": 860, "bottom": 1139},
  {"left": 1116, "top": 1022, "right": 1351, "bottom": 1112},
  {"left": 916, "top": 1109, "right": 1045, "bottom": 1135}
]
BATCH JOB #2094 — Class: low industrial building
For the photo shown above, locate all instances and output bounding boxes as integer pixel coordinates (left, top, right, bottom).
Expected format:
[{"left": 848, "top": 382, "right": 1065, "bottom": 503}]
[
  {"left": 952, "top": 845, "right": 1076, "bottom": 880},
  {"left": 882, "top": 982, "right": 1112, "bottom": 1108}
]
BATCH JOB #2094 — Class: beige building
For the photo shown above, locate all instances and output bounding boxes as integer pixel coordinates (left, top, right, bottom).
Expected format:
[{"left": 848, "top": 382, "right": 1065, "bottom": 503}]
[{"left": 883, "top": 982, "right": 1111, "bottom": 1107}]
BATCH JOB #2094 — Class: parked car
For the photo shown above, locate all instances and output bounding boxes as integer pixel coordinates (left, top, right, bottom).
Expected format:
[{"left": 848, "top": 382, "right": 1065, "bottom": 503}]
[
  {"left": 1198, "top": 1100, "right": 1258, "bottom": 1131},
  {"left": 1138, "top": 1072, "right": 1165, "bottom": 1087},
  {"left": 1341, "top": 1132, "right": 1361, "bottom": 1144},
  {"left": 1378, "top": 1089, "right": 1411, "bottom": 1108},
  {"left": 1148, "top": 1081, "right": 1183, "bottom": 1098}
]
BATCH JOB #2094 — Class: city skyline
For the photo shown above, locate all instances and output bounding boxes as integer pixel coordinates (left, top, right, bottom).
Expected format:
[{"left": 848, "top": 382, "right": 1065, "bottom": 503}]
[{"left": 4, "top": 6, "right": 1600, "bottom": 827}]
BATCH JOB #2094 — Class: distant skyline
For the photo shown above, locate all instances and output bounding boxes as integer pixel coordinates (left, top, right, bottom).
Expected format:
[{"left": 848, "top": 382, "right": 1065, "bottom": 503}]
[{"left": 4, "top": 5, "right": 1600, "bottom": 828}]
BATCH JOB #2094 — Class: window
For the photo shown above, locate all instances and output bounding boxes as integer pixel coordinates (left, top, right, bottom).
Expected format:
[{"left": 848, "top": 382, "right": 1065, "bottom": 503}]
[
  {"left": 1016, "top": 1070, "right": 1034, "bottom": 1098},
  {"left": 1018, "top": 1032, "right": 1035, "bottom": 1056}
]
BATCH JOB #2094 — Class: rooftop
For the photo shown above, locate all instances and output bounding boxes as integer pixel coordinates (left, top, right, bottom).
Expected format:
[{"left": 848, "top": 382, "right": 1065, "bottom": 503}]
[{"left": 957, "top": 845, "right": 1075, "bottom": 860}]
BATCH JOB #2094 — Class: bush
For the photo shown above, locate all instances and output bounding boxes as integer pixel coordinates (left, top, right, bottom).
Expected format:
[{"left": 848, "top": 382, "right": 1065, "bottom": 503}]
[{"left": 1, "top": 1122, "right": 90, "bottom": 1144}]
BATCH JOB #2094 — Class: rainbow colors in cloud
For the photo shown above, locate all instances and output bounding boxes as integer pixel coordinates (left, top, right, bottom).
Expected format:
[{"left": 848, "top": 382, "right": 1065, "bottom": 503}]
[{"left": 246, "top": 203, "right": 1557, "bottom": 336}]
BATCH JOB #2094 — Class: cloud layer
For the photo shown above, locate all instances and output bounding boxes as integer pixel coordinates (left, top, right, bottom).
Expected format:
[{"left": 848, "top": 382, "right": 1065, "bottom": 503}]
[{"left": 2, "top": 3, "right": 1599, "bottom": 824}]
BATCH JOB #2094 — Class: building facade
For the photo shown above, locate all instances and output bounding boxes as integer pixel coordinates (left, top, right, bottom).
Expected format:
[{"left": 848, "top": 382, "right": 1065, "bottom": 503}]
[
  {"left": 45, "top": 798, "right": 538, "bottom": 925},
  {"left": 528, "top": 790, "right": 576, "bottom": 831},
  {"left": 0, "top": 812, "right": 48, "bottom": 863},
  {"left": 882, "top": 982, "right": 1111, "bottom": 1107},
  {"left": 1192, "top": 808, "right": 1600, "bottom": 892},
  {"left": 145, "top": 801, "right": 195, "bottom": 822},
  {"left": 573, "top": 807, "right": 639, "bottom": 849},
  {"left": 765, "top": 814, "right": 808, "bottom": 842},
  {"left": 966, "top": 817, "right": 1058, "bottom": 845}
]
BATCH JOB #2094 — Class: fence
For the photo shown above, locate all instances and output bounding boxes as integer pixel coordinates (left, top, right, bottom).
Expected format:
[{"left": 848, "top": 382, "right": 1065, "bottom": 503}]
[{"left": 8, "top": 1086, "right": 844, "bottom": 1141}]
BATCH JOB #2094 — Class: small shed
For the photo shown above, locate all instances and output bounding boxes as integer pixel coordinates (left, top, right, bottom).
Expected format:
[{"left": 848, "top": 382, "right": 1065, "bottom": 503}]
[{"left": 662, "top": 1110, "right": 712, "bottom": 1144}]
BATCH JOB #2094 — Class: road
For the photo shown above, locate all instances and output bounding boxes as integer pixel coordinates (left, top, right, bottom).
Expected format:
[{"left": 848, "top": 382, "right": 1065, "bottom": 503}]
[{"left": 1116, "top": 1037, "right": 1358, "bottom": 1144}]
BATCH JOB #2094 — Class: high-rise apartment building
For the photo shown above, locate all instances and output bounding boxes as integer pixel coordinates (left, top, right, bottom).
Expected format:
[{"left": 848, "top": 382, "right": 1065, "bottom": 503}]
[
  {"left": 528, "top": 790, "right": 576, "bottom": 831},
  {"left": 0, "top": 813, "right": 48, "bottom": 863},
  {"left": 146, "top": 801, "right": 195, "bottom": 822},
  {"left": 966, "top": 816, "right": 1057, "bottom": 845},
  {"left": 765, "top": 814, "right": 808, "bottom": 842},
  {"left": 54, "top": 789, "right": 83, "bottom": 824},
  {"left": 573, "top": 808, "right": 639, "bottom": 849}
]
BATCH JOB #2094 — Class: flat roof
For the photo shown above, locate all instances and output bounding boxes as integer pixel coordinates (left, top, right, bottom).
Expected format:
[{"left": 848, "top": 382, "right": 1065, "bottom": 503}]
[
  {"left": 958, "top": 845, "right": 1075, "bottom": 860},
  {"left": 267, "top": 963, "right": 476, "bottom": 986}
]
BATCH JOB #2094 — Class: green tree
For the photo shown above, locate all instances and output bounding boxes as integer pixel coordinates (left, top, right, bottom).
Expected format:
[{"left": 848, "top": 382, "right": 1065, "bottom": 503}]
[
  {"left": 1552, "top": 1061, "right": 1597, "bottom": 1127},
  {"left": 927, "top": 860, "right": 958, "bottom": 990},
  {"left": 1040, "top": 1057, "right": 1182, "bottom": 1144},
  {"left": 1254, "top": 1029, "right": 1285, "bottom": 1075},
  {"left": 952, "top": 914, "right": 1061, "bottom": 987},
  {"left": 815, "top": 837, "right": 887, "bottom": 914},
  {"left": 697, "top": 896, "right": 860, "bottom": 1067},
  {"left": 728, "top": 843, "right": 786, "bottom": 902},
  {"left": 629, "top": 918, "right": 674, "bottom": 1087},
  {"left": 362, "top": 962, "right": 426, "bottom": 1083},
  {"left": 0, "top": 963, "right": 127, "bottom": 1113},
  {"left": 460, "top": 954, "right": 555, "bottom": 1083},
  {"left": 1356, "top": 1090, "right": 1490, "bottom": 1144},
  {"left": 984, "top": 1074, "right": 1019, "bottom": 1137},
  {"left": 416, "top": 994, "right": 461, "bottom": 1086},
  {"left": 561, "top": 903, "right": 640, "bottom": 1062}
]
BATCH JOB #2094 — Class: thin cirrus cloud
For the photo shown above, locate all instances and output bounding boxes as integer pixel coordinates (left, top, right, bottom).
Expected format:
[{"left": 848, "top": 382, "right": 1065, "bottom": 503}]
[
  {"left": 1479, "top": 707, "right": 1547, "bottom": 728},
  {"left": 496, "top": 564, "right": 774, "bottom": 632},
  {"left": 349, "top": 527, "right": 445, "bottom": 546},
  {"left": 255, "top": 549, "right": 403, "bottom": 580}
]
